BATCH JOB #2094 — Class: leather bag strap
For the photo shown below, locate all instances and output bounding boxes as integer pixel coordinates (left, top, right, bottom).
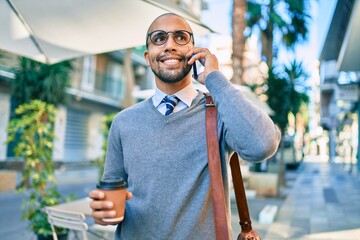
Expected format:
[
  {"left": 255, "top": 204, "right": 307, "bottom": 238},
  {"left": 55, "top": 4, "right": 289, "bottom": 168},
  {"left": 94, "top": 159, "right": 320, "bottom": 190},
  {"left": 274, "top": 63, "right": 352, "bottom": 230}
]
[
  {"left": 205, "top": 95, "right": 230, "bottom": 240},
  {"left": 230, "top": 152, "right": 253, "bottom": 232},
  {"left": 205, "top": 94, "right": 254, "bottom": 237}
]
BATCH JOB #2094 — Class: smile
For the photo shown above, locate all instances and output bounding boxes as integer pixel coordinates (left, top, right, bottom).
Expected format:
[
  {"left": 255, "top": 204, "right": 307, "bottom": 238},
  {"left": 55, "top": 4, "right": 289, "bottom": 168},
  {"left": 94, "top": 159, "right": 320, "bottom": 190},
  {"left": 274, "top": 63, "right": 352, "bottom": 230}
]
[
  {"left": 161, "top": 58, "right": 182, "bottom": 67},
  {"left": 163, "top": 59, "right": 180, "bottom": 64}
]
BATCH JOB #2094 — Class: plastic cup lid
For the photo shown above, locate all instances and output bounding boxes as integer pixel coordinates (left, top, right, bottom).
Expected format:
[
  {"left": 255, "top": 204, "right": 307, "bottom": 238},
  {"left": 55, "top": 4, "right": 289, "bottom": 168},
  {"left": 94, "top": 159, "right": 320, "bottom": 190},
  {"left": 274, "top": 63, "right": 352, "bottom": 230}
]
[{"left": 96, "top": 179, "right": 127, "bottom": 190}]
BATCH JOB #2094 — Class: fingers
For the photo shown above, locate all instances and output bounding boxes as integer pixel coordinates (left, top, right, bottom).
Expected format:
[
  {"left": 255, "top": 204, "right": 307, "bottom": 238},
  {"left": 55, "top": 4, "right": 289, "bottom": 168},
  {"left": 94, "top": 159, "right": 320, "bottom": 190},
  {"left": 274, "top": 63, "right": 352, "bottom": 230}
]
[
  {"left": 89, "top": 189, "right": 133, "bottom": 225},
  {"left": 186, "top": 48, "right": 219, "bottom": 83},
  {"left": 89, "top": 189, "right": 105, "bottom": 200},
  {"left": 89, "top": 190, "right": 111, "bottom": 211},
  {"left": 89, "top": 190, "right": 133, "bottom": 209},
  {"left": 89, "top": 189, "right": 115, "bottom": 223},
  {"left": 90, "top": 201, "right": 117, "bottom": 224},
  {"left": 92, "top": 209, "right": 117, "bottom": 221},
  {"left": 126, "top": 191, "right": 133, "bottom": 200},
  {"left": 186, "top": 48, "right": 211, "bottom": 65}
]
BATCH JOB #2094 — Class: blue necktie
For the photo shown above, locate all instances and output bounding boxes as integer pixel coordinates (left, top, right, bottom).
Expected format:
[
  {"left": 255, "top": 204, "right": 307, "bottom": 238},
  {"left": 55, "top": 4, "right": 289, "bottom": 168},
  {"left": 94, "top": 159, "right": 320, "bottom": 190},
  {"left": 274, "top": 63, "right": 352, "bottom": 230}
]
[{"left": 162, "top": 95, "right": 180, "bottom": 116}]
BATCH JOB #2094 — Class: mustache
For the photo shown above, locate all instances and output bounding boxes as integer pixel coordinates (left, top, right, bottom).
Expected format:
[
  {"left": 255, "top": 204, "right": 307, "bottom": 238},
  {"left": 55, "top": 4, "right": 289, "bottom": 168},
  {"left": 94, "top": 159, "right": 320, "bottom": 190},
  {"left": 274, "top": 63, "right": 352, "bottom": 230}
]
[{"left": 156, "top": 53, "right": 187, "bottom": 62}]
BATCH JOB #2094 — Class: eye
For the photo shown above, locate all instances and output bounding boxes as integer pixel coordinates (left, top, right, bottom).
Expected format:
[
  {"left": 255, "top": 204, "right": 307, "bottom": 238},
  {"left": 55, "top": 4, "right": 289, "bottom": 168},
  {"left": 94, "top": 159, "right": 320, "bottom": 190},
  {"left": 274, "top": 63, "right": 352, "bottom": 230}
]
[
  {"left": 151, "top": 31, "right": 167, "bottom": 44},
  {"left": 174, "top": 31, "right": 190, "bottom": 44}
]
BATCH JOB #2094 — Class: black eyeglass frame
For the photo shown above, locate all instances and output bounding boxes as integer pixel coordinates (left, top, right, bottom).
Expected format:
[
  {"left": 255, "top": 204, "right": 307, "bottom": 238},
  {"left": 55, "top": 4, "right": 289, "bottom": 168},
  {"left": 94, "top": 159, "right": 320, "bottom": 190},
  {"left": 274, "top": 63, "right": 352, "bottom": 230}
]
[{"left": 146, "top": 30, "right": 194, "bottom": 47}]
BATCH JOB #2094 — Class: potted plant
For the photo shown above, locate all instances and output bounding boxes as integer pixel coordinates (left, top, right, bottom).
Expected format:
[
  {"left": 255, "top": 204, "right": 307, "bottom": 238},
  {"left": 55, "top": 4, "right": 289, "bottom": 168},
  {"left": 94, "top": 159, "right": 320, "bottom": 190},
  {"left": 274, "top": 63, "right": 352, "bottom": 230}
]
[
  {"left": 23, "top": 187, "right": 68, "bottom": 240},
  {"left": 7, "top": 100, "right": 72, "bottom": 240}
]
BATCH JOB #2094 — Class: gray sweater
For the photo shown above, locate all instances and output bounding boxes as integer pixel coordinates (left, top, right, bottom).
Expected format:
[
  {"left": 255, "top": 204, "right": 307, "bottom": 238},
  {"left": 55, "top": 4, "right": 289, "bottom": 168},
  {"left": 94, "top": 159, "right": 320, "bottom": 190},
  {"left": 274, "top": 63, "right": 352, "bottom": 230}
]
[{"left": 103, "top": 71, "right": 280, "bottom": 240}]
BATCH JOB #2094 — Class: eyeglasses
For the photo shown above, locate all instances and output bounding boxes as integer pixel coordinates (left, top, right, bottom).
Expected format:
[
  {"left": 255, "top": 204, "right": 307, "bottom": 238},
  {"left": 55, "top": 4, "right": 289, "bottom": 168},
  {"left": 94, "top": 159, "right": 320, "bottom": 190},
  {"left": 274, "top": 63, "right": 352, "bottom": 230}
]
[{"left": 147, "top": 30, "right": 194, "bottom": 46}]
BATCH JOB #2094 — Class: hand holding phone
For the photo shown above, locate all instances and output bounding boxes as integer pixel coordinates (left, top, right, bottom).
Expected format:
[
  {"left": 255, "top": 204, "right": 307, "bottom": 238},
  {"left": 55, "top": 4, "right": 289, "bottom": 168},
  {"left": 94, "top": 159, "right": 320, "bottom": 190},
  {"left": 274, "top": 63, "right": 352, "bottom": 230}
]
[{"left": 188, "top": 49, "right": 219, "bottom": 84}]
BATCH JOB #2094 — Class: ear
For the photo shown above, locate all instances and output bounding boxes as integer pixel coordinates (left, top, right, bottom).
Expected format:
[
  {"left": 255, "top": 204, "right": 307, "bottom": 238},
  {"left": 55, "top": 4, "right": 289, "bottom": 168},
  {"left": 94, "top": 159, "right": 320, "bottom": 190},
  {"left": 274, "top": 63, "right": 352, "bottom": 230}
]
[{"left": 144, "top": 50, "right": 151, "bottom": 67}]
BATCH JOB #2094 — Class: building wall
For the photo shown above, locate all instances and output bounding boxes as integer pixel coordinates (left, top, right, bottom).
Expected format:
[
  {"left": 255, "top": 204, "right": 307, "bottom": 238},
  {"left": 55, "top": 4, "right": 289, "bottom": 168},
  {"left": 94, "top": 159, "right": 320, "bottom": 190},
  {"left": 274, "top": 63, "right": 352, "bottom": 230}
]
[
  {"left": 0, "top": 92, "right": 10, "bottom": 161},
  {"left": 87, "top": 112, "right": 104, "bottom": 161},
  {"left": 53, "top": 106, "right": 67, "bottom": 161},
  {"left": 0, "top": 51, "right": 128, "bottom": 163}
]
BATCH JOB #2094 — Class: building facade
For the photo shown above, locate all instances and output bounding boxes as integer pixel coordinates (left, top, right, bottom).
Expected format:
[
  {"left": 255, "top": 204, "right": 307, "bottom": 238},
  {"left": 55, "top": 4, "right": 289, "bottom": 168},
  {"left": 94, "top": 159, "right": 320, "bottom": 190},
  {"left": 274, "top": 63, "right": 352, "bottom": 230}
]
[
  {"left": 0, "top": 49, "right": 150, "bottom": 164},
  {"left": 319, "top": 0, "right": 360, "bottom": 172},
  {"left": 0, "top": 0, "right": 207, "bottom": 166}
]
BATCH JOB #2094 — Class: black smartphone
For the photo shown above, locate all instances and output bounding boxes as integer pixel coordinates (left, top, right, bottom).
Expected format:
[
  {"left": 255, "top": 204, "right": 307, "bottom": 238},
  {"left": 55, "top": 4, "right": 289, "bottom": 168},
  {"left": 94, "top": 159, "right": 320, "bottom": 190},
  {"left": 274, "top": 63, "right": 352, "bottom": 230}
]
[
  {"left": 192, "top": 59, "right": 198, "bottom": 80},
  {"left": 191, "top": 54, "right": 198, "bottom": 80}
]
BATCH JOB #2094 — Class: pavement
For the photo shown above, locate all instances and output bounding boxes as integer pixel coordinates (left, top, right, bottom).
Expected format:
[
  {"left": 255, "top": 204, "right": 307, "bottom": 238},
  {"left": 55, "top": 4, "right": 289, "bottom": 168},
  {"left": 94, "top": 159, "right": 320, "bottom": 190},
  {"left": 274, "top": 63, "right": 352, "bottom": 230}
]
[{"left": 248, "top": 155, "right": 360, "bottom": 240}]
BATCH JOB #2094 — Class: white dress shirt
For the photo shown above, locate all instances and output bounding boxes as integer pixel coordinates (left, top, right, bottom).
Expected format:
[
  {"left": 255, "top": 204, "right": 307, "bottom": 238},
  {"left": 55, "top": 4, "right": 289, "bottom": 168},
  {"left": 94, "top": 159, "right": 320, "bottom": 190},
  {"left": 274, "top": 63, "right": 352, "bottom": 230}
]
[{"left": 152, "top": 83, "right": 198, "bottom": 115}]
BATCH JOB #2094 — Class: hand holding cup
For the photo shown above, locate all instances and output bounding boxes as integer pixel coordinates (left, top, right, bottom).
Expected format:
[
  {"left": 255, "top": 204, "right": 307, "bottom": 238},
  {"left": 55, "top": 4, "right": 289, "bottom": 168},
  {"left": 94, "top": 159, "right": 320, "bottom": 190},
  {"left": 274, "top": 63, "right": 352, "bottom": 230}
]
[{"left": 89, "top": 179, "right": 131, "bottom": 225}]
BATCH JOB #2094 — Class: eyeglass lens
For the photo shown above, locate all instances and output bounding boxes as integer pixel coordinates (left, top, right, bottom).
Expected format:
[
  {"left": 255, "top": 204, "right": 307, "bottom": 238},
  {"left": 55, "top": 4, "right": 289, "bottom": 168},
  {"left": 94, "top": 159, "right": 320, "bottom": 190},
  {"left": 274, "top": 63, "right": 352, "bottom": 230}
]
[{"left": 150, "top": 30, "right": 191, "bottom": 46}]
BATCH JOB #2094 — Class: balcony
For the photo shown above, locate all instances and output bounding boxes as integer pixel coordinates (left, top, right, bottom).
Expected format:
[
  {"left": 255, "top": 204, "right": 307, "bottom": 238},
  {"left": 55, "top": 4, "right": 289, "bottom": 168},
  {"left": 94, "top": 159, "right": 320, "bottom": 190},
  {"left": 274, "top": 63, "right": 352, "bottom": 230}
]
[{"left": 68, "top": 67, "right": 126, "bottom": 108}]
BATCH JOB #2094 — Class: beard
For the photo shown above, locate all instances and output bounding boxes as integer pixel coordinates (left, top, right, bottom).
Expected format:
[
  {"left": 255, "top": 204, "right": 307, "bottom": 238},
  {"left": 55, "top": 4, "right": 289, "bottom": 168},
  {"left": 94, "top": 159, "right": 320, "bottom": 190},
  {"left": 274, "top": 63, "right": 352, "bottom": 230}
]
[{"left": 150, "top": 54, "right": 192, "bottom": 84}]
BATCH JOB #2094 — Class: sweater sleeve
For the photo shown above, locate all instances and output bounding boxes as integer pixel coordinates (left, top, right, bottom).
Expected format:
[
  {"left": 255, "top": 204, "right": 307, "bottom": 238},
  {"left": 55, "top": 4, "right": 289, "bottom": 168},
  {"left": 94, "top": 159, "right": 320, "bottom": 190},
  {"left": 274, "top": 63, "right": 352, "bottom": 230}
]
[{"left": 205, "top": 71, "right": 281, "bottom": 162}]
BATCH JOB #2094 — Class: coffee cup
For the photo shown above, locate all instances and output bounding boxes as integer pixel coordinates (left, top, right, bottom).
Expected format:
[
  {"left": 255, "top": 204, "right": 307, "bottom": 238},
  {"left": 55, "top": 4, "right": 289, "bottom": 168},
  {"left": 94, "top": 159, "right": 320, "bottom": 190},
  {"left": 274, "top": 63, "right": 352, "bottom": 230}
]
[{"left": 96, "top": 178, "right": 127, "bottom": 222}]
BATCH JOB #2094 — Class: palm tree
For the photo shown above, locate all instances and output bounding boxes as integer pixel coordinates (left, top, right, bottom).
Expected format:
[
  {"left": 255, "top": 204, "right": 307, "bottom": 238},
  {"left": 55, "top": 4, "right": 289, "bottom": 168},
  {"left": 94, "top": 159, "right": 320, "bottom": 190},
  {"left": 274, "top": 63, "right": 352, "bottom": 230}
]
[
  {"left": 246, "top": 0, "right": 312, "bottom": 68},
  {"left": 232, "top": 0, "right": 247, "bottom": 84},
  {"left": 266, "top": 66, "right": 291, "bottom": 133},
  {"left": 284, "top": 60, "right": 310, "bottom": 163},
  {"left": 265, "top": 66, "right": 291, "bottom": 192},
  {"left": 266, "top": 61, "right": 309, "bottom": 191},
  {"left": 11, "top": 57, "right": 73, "bottom": 106},
  {"left": 285, "top": 60, "right": 310, "bottom": 122}
]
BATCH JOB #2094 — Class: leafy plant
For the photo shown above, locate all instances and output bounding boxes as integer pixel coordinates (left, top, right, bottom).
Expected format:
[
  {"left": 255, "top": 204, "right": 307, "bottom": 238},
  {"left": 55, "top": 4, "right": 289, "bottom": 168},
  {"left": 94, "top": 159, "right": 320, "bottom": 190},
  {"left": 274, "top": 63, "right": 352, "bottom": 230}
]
[
  {"left": 94, "top": 112, "right": 118, "bottom": 180},
  {"left": 22, "top": 187, "right": 68, "bottom": 237},
  {"left": 11, "top": 57, "right": 73, "bottom": 106},
  {"left": 8, "top": 57, "right": 73, "bottom": 182},
  {"left": 6, "top": 100, "right": 74, "bottom": 237},
  {"left": 265, "top": 63, "right": 309, "bottom": 190},
  {"left": 266, "top": 66, "right": 292, "bottom": 133},
  {"left": 284, "top": 60, "right": 310, "bottom": 118}
]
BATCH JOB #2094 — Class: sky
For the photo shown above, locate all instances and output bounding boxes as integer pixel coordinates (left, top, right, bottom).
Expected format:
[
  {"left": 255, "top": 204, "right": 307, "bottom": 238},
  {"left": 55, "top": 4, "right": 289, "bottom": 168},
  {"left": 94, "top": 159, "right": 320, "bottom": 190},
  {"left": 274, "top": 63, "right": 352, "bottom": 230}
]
[
  {"left": 201, "top": 0, "right": 233, "bottom": 35},
  {"left": 200, "top": 0, "right": 338, "bottom": 73}
]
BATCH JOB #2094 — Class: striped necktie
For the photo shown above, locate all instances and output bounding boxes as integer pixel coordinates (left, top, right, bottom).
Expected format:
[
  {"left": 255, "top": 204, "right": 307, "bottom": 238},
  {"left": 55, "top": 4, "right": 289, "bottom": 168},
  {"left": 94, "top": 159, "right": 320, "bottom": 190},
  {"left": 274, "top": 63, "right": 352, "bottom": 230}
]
[{"left": 162, "top": 95, "right": 180, "bottom": 116}]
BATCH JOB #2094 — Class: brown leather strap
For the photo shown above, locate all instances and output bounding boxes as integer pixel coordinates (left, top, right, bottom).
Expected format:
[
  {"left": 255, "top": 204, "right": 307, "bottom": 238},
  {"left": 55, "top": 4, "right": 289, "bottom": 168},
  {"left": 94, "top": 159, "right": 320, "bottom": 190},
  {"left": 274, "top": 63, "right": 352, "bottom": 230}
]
[
  {"left": 230, "top": 152, "right": 253, "bottom": 232},
  {"left": 206, "top": 94, "right": 254, "bottom": 237},
  {"left": 205, "top": 95, "right": 230, "bottom": 240}
]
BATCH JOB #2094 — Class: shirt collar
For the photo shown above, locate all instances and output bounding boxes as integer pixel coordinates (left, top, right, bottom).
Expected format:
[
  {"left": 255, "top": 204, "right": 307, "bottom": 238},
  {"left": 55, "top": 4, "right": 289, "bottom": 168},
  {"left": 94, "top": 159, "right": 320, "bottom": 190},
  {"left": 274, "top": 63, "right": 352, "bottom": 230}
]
[{"left": 152, "top": 83, "right": 198, "bottom": 108}]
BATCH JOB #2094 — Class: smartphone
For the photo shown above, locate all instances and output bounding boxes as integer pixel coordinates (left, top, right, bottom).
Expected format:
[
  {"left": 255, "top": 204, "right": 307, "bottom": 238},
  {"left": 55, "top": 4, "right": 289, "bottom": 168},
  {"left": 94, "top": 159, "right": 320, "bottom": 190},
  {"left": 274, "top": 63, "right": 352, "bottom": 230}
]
[{"left": 192, "top": 62, "right": 198, "bottom": 80}]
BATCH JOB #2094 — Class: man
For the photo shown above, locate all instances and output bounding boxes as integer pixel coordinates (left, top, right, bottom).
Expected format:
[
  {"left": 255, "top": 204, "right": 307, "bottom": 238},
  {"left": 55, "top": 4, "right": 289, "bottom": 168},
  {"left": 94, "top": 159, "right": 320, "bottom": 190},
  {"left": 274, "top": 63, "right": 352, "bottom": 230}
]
[{"left": 89, "top": 13, "right": 280, "bottom": 240}]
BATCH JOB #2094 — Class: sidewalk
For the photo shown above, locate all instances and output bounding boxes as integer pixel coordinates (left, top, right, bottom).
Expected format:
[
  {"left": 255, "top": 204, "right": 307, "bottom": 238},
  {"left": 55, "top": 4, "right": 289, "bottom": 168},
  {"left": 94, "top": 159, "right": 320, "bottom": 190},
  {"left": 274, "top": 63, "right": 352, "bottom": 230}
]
[{"left": 262, "top": 155, "right": 360, "bottom": 240}]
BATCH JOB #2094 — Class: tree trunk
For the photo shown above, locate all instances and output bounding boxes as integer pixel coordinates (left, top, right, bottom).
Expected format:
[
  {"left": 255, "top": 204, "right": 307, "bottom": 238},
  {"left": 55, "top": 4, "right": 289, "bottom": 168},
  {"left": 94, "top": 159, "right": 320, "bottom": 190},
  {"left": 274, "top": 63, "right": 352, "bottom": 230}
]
[
  {"left": 231, "top": 0, "right": 247, "bottom": 85},
  {"left": 122, "top": 48, "right": 136, "bottom": 108},
  {"left": 292, "top": 114, "right": 297, "bottom": 164},
  {"left": 261, "top": 26, "right": 273, "bottom": 68},
  {"left": 277, "top": 135, "right": 286, "bottom": 197}
]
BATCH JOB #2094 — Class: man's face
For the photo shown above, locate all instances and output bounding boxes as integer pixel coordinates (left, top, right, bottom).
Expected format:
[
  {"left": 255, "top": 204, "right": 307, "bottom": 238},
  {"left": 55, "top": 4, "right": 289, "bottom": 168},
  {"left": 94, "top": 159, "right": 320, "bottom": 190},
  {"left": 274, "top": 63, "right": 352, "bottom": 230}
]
[{"left": 144, "top": 15, "right": 194, "bottom": 84}]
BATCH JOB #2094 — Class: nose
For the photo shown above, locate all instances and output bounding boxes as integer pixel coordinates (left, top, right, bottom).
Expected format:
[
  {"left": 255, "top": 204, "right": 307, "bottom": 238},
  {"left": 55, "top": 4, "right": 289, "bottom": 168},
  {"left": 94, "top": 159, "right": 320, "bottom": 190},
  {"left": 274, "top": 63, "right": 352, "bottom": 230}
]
[{"left": 163, "top": 33, "right": 177, "bottom": 51}]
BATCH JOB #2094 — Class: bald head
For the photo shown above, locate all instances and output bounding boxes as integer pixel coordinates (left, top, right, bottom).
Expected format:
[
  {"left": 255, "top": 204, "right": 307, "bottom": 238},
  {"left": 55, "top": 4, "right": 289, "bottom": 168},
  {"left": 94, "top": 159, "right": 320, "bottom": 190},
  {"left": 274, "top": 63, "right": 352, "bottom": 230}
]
[{"left": 146, "top": 13, "right": 194, "bottom": 48}]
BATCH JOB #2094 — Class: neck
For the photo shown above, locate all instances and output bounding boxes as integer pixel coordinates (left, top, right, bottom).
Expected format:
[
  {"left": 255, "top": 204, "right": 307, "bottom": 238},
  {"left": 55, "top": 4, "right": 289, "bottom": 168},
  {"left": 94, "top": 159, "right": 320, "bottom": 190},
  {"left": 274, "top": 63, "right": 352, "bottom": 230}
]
[{"left": 155, "top": 76, "right": 192, "bottom": 95}]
